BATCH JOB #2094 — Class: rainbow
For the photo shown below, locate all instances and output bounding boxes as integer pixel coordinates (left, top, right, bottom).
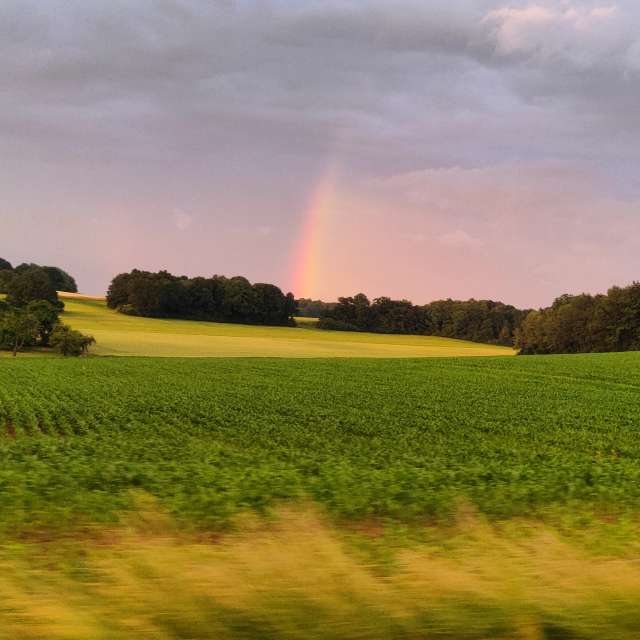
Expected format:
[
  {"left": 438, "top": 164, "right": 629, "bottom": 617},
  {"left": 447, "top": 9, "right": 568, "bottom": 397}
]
[{"left": 290, "top": 163, "right": 339, "bottom": 298}]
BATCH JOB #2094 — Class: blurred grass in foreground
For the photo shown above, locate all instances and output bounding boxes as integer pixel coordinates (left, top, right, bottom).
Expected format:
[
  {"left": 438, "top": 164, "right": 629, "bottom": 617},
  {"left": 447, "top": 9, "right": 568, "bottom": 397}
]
[{"left": 2, "top": 500, "right": 640, "bottom": 639}]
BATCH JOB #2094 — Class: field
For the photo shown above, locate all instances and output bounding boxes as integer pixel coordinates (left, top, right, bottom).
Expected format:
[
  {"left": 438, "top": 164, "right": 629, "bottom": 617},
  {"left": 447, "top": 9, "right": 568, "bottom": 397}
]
[
  {"left": 3, "top": 346, "right": 640, "bottom": 635},
  {"left": 3, "top": 353, "right": 640, "bottom": 531},
  {"left": 2, "top": 352, "right": 640, "bottom": 636},
  {"left": 57, "top": 295, "right": 514, "bottom": 358}
]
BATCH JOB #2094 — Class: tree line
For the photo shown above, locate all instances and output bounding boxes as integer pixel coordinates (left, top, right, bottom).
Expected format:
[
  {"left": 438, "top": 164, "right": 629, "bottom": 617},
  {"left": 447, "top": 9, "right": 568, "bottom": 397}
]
[
  {"left": 317, "top": 283, "right": 640, "bottom": 354},
  {"left": 0, "top": 258, "right": 94, "bottom": 356},
  {"left": 107, "top": 270, "right": 297, "bottom": 326},
  {"left": 515, "top": 283, "right": 640, "bottom": 354},
  {"left": 317, "top": 294, "right": 527, "bottom": 346}
]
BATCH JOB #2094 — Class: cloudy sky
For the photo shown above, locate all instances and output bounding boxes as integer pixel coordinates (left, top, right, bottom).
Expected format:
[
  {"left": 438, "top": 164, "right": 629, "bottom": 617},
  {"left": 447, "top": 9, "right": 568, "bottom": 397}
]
[{"left": 2, "top": 0, "right": 639, "bottom": 306}]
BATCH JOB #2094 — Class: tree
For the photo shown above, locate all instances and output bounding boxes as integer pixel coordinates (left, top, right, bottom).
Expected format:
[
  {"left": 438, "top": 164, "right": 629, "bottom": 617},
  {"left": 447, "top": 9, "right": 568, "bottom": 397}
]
[
  {"left": 0, "top": 307, "right": 39, "bottom": 356},
  {"left": 0, "top": 257, "right": 12, "bottom": 271},
  {"left": 42, "top": 266, "right": 78, "bottom": 293},
  {"left": 26, "top": 300, "right": 60, "bottom": 346},
  {"left": 50, "top": 324, "right": 95, "bottom": 356},
  {"left": 6, "top": 266, "right": 61, "bottom": 308}
]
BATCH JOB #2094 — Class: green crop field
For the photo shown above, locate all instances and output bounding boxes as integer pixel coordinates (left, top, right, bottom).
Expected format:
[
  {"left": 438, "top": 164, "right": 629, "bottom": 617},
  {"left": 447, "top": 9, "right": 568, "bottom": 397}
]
[
  {"left": 2, "top": 352, "right": 640, "bottom": 530},
  {"left": 2, "top": 352, "right": 640, "bottom": 637},
  {"left": 57, "top": 294, "right": 514, "bottom": 358}
]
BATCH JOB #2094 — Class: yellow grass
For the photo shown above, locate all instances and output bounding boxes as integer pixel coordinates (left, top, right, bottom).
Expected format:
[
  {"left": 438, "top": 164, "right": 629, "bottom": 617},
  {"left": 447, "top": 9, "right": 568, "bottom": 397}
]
[
  {"left": 2, "top": 502, "right": 640, "bottom": 639},
  {"left": 58, "top": 293, "right": 515, "bottom": 358}
]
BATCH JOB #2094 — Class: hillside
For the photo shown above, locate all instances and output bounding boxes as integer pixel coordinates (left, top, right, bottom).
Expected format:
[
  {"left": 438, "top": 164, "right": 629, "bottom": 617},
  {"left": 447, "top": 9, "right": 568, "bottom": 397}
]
[{"left": 59, "top": 294, "right": 514, "bottom": 358}]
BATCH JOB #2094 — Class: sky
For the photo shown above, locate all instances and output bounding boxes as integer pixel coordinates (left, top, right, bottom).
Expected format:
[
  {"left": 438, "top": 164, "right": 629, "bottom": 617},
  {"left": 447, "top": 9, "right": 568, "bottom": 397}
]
[{"left": 1, "top": 0, "right": 639, "bottom": 307}]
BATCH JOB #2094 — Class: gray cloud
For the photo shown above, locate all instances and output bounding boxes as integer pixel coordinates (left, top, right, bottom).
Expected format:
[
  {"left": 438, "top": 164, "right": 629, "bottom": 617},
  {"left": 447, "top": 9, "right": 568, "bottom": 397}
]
[{"left": 1, "top": 1, "right": 639, "bottom": 303}]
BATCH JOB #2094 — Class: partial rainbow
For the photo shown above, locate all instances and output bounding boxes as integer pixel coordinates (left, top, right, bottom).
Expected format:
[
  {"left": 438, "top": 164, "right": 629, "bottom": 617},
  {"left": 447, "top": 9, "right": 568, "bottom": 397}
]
[{"left": 290, "top": 162, "right": 339, "bottom": 299}]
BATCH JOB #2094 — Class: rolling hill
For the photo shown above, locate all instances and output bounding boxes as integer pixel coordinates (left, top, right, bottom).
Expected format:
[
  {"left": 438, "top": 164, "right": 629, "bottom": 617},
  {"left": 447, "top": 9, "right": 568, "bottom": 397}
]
[{"left": 59, "top": 293, "right": 515, "bottom": 358}]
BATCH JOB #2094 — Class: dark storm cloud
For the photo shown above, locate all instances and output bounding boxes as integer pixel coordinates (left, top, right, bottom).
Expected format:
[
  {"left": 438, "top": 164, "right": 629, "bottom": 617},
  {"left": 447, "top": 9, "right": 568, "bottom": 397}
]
[{"left": 1, "top": 1, "right": 640, "bottom": 304}]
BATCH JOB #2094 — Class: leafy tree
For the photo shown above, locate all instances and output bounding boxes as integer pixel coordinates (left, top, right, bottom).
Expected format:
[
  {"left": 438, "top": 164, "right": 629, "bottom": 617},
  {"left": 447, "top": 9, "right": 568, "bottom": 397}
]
[
  {"left": 50, "top": 324, "right": 95, "bottom": 356},
  {"left": 0, "top": 307, "right": 39, "bottom": 356},
  {"left": 6, "top": 266, "right": 61, "bottom": 308},
  {"left": 42, "top": 266, "right": 78, "bottom": 293},
  {"left": 26, "top": 300, "right": 60, "bottom": 346},
  {"left": 0, "top": 257, "right": 11, "bottom": 271}
]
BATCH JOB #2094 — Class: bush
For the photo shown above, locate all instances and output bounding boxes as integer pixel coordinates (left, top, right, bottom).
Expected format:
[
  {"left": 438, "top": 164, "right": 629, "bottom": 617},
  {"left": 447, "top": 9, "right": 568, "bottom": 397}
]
[{"left": 50, "top": 325, "right": 96, "bottom": 357}]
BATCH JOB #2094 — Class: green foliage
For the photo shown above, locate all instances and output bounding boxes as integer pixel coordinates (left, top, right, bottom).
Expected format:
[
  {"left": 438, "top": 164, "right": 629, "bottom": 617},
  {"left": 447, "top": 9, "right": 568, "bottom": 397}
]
[
  {"left": 516, "top": 282, "right": 640, "bottom": 354},
  {"left": 41, "top": 265, "right": 78, "bottom": 293},
  {"left": 0, "top": 306, "right": 40, "bottom": 355},
  {"left": 25, "top": 300, "right": 59, "bottom": 346},
  {"left": 319, "top": 294, "right": 527, "bottom": 346},
  {"left": 107, "top": 269, "right": 296, "bottom": 326},
  {"left": 0, "top": 257, "right": 11, "bottom": 271},
  {"left": 5, "top": 265, "right": 61, "bottom": 308},
  {"left": 50, "top": 324, "right": 95, "bottom": 356},
  {"left": 0, "top": 353, "right": 640, "bottom": 532},
  {"left": 296, "top": 298, "right": 336, "bottom": 318}
]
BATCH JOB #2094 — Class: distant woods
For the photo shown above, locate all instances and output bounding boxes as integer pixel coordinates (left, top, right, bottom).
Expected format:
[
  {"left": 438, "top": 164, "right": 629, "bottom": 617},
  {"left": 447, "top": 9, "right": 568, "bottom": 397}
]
[
  {"left": 317, "top": 283, "right": 640, "bottom": 354},
  {"left": 107, "top": 270, "right": 297, "bottom": 326},
  {"left": 318, "top": 294, "right": 527, "bottom": 347},
  {"left": 515, "top": 283, "right": 640, "bottom": 354}
]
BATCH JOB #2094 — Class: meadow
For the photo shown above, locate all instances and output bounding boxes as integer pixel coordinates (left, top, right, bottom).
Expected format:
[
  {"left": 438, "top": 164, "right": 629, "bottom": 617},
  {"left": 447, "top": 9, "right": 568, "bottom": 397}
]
[{"left": 58, "top": 294, "right": 513, "bottom": 358}]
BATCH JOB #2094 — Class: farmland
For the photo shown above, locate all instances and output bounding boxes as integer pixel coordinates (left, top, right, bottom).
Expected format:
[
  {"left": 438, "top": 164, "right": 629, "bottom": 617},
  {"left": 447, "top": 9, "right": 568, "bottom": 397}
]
[
  {"left": 2, "top": 353, "right": 640, "bottom": 530},
  {"left": 58, "top": 295, "right": 514, "bottom": 358},
  {"left": 3, "top": 352, "right": 640, "bottom": 636}
]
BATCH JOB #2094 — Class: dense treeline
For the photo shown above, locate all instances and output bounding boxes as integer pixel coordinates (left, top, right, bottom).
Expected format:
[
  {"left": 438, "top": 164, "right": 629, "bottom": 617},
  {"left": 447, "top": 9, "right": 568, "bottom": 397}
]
[
  {"left": 318, "top": 294, "right": 527, "bottom": 346},
  {"left": 516, "top": 283, "right": 640, "bottom": 354},
  {"left": 0, "top": 259, "right": 77, "bottom": 296},
  {"left": 295, "top": 298, "right": 336, "bottom": 318},
  {"left": 107, "top": 270, "right": 297, "bottom": 326},
  {"left": 318, "top": 283, "right": 640, "bottom": 353}
]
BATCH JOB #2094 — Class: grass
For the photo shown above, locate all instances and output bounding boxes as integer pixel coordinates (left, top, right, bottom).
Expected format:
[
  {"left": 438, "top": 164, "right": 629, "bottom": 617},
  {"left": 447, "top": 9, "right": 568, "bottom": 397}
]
[
  {"left": 3, "top": 503, "right": 640, "bottom": 639},
  {"left": 58, "top": 294, "right": 514, "bottom": 358}
]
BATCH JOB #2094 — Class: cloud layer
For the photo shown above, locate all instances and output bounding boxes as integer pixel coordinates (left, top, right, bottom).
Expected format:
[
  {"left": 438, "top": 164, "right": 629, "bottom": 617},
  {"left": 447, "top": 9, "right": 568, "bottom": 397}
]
[{"left": 1, "top": 0, "right": 639, "bottom": 306}]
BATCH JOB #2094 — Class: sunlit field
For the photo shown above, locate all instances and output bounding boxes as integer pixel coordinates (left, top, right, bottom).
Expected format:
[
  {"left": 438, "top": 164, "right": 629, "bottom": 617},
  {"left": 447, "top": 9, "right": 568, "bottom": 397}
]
[{"left": 58, "top": 294, "right": 514, "bottom": 358}]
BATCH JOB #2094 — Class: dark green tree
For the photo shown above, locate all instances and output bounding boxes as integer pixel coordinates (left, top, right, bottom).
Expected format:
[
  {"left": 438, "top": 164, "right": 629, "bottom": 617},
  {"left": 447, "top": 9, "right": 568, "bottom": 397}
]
[
  {"left": 6, "top": 266, "right": 61, "bottom": 308},
  {"left": 0, "top": 307, "right": 39, "bottom": 356},
  {"left": 42, "top": 266, "right": 78, "bottom": 293},
  {"left": 26, "top": 300, "right": 60, "bottom": 346}
]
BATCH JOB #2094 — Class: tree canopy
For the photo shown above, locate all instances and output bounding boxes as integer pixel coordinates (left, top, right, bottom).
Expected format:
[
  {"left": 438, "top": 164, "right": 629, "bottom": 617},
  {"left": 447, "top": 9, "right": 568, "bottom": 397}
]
[
  {"left": 515, "top": 283, "right": 640, "bottom": 354},
  {"left": 5, "top": 266, "right": 61, "bottom": 308},
  {"left": 0, "top": 260, "right": 78, "bottom": 295},
  {"left": 107, "top": 270, "right": 297, "bottom": 326}
]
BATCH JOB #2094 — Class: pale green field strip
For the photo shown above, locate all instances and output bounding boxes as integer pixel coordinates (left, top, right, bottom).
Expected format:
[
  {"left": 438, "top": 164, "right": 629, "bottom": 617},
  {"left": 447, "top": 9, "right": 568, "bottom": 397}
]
[{"left": 59, "top": 294, "right": 515, "bottom": 358}]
